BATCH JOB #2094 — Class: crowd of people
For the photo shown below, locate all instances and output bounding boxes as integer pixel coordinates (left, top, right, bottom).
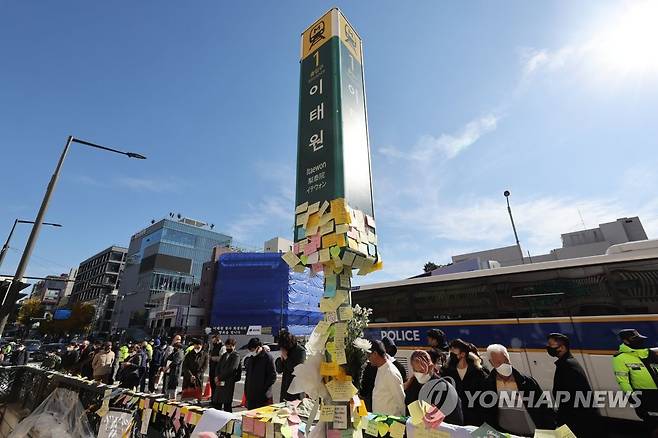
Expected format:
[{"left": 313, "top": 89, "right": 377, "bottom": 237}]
[
  {"left": 0, "top": 342, "right": 29, "bottom": 366},
  {"left": 4, "top": 325, "right": 657, "bottom": 436},
  {"left": 361, "top": 328, "right": 658, "bottom": 437},
  {"left": 23, "top": 330, "right": 306, "bottom": 414}
]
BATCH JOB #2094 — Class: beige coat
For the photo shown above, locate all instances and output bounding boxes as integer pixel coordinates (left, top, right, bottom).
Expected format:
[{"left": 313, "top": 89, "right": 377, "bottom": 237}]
[{"left": 92, "top": 350, "right": 115, "bottom": 377}]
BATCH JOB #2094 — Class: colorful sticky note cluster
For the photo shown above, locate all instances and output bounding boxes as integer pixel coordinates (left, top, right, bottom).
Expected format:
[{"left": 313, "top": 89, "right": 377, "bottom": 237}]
[{"left": 285, "top": 198, "right": 382, "bottom": 275}]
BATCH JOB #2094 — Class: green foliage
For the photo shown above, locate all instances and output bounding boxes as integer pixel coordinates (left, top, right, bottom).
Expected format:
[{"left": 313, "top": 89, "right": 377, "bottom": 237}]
[
  {"left": 39, "top": 302, "right": 96, "bottom": 336},
  {"left": 344, "top": 304, "right": 372, "bottom": 390},
  {"left": 17, "top": 298, "right": 43, "bottom": 326},
  {"left": 423, "top": 262, "right": 439, "bottom": 273}
]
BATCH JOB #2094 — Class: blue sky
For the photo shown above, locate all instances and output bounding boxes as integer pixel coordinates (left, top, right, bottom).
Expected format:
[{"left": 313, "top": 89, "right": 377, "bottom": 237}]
[{"left": 1, "top": 1, "right": 658, "bottom": 286}]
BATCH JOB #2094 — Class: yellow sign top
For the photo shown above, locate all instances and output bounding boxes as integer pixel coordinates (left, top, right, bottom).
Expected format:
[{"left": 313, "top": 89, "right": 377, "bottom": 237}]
[{"left": 300, "top": 8, "right": 362, "bottom": 62}]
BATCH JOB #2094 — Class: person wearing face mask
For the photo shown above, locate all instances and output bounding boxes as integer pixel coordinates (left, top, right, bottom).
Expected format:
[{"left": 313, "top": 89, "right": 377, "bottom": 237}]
[
  {"left": 181, "top": 339, "right": 209, "bottom": 399},
  {"left": 244, "top": 338, "right": 276, "bottom": 409},
  {"left": 214, "top": 338, "right": 241, "bottom": 412},
  {"left": 405, "top": 349, "right": 463, "bottom": 425},
  {"left": 546, "top": 333, "right": 601, "bottom": 437},
  {"left": 483, "top": 344, "right": 555, "bottom": 435},
  {"left": 613, "top": 329, "right": 658, "bottom": 434},
  {"left": 443, "top": 339, "right": 488, "bottom": 426},
  {"left": 92, "top": 341, "right": 115, "bottom": 383}
]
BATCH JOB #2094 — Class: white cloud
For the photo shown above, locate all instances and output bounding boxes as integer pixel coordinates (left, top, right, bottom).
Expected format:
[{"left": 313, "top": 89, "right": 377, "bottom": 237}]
[
  {"left": 520, "top": 1, "right": 658, "bottom": 81},
  {"left": 225, "top": 163, "right": 294, "bottom": 242},
  {"left": 380, "top": 113, "right": 500, "bottom": 161}
]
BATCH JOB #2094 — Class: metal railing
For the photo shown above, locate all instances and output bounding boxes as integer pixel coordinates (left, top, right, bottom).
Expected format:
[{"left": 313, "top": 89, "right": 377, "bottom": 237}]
[{"left": 0, "top": 366, "right": 200, "bottom": 437}]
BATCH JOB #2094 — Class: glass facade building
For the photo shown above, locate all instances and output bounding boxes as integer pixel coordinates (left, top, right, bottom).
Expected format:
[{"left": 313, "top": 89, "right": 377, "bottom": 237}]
[
  {"left": 127, "top": 219, "right": 232, "bottom": 299},
  {"left": 114, "top": 217, "right": 232, "bottom": 331}
]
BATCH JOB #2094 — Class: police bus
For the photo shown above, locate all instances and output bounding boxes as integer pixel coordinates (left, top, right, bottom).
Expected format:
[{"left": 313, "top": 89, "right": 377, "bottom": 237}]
[{"left": 352, "top": 240, "right": 658, "bottom": 420}]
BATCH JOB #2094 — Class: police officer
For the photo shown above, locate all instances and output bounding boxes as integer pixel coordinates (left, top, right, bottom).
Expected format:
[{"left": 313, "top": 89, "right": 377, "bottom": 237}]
[{"left": 612, "top": 329, "right": 658, "bottom": 434}]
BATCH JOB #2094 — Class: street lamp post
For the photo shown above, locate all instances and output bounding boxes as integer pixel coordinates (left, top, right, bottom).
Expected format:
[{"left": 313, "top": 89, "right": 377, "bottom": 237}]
[
  {"left": 504, "top": 190, "right": 525, "bottom": 264},
  {"left": 0, "top": 136, "right": 146, "bottom": 337},
  {"left": 0, "top": 219, "right": 62, "bottom": 269}
]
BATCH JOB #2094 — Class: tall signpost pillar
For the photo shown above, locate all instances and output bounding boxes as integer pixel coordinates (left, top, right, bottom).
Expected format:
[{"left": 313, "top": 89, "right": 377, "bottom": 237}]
[{"left": 282, "top": 8, "right": 381, "bottom": 438}]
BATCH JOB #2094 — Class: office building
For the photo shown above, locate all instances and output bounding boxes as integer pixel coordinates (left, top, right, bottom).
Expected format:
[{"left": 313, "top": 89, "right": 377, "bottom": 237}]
[
  {"left": 55, "top": 267, "right": 78, "bottom": 309},
  {"left": 30, "top": 273, "right": 70, "bottom": 313},
  {"left": 149, "top": 245, "right": 234, "bottom": 337},
  {"left": 431, "top": 216, "right": 649, "bottom": 276},
  {"left": 71, "top": 246, "right": 126, "bottom": 333},
  {"left": 264, "top": 237, "right": 293, "bottom": 253},
  {"left": 112, "top": 216, "right": 231, "bottom": 333}
]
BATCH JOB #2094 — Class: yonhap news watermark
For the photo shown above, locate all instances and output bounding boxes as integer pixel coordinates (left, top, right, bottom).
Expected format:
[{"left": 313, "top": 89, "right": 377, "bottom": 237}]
[{"left": 460, "top": 390, "right": 642, "bottom": 409}]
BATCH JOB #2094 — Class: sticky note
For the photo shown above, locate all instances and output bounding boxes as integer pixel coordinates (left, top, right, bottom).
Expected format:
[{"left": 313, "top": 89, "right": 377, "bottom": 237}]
[
  {"left": 324, "top": 283, "right": 337, "bottom": 298},
  {"left": 326, "top": 274, "right": 337, "bottom": 287},
  {"left": 338, "top": 306, "right": 354, "bottom": 320},
  {"left": 326, "top": 380, "right": 358, "bottom": 402},
  {"left": 307, "top": 252, "right": 319, "bottom": 264},
  {"left": 320, "top": 221, "right": 335, "bottom": 236},
  {"left": 341, "top": 252, "right": 356, "bottom": 267},
  {"left": 335, "top": 348, "right": 347, "bottom": 365},
  {"left": 322, "top": 233, "right": 338, "bottom": 248},
  {"left": 325, "top": 311, "right": 338, "bottom": 323},
  {"left": 329, "top": 246, "right": 341, "bottom": 259},
  {"left": 320, "top": 361, "right": 340, "bottom": 376},
  {"left": 339, "top": 275, "right": 351, "bottom": 288},
  {"left": 296, "top": 213, "right": 309, "bottom": 226},
  {"left": 315, "top": 320, "right": 330, "bottom": 334},
  {"left": 266, "top": 422, "right": 275, "bottom": 438},
  {"left": 334, "top": 322, "right": 347, "bottom": 338},
  {"left": 556, "top": 425, "right": 576, "bottom": 438},
  {"left": 335, "top": 223, "right": 349, "bottom": 234},
  {"left": 352, "top": 255, "right": 366, "bottom": 269},
  {"left": 295, "top": 202, "right": 309, "bottom": 214},
  {"left": 319, "top": 212, "right": 333, "bottom": 226},
  {"left": 319, "top": 248, "right": 330, "bottom": 263},
  {"left": 319, "top": 201, "right": 330, "bottom": 216},
  {"left": 254, "top": 420, "right": 266, "bottom": 437},
  {"left": 244, "top": 416, "right": 255, "bottom": 433},
  {"left": 366, "top": 420, "right": 379, "bottom": 436},
  {"left": 307, "top": 213, "right": 320, "bottom": 229},
  {"left": 377, "top": 423, "right": 389, "bottom": 437},
  {"left": 308, "top": 201, "right": 320, "bottom": 215},
  {"left": 388, "top": 422, "right": 405, "bottom": 438},
  {"left": 312, "top": 262, "right": 323, "bottom": 273},
  {"left": 319, "top": 290, "right": 348, "bottom": 312},
  {"left": 333, "top": 405, "right": 348, "bottom": 429},
  {"left": 358, "top": 401, "right": 368, "bottom": 417},
  {"left": 282, "top": 251, "right": 300, "bottom": 267},
  {"left": 320, "top": 404, "right": 335, "bottom": 422}
]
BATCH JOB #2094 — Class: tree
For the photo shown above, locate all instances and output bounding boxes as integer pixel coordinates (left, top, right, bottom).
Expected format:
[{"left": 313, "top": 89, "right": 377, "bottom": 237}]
[
  {"left": 39, "top": 302, "right": 95, "bottom": 337},
  {"left": 17, "top": 298, "right": 43, "bottom": 330},
  {"left": 424, "top": 262, "right": 439, "bottom": 273}
]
